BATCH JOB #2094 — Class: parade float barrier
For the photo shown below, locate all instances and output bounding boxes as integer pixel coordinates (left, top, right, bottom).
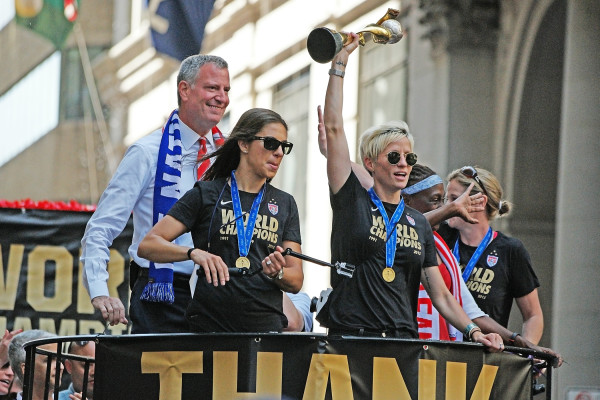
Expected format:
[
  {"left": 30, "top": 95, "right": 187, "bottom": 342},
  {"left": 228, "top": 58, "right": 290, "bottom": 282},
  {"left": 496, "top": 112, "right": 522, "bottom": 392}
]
[{"left": 22, "top": 333, "right": 558, "bottom": 400}]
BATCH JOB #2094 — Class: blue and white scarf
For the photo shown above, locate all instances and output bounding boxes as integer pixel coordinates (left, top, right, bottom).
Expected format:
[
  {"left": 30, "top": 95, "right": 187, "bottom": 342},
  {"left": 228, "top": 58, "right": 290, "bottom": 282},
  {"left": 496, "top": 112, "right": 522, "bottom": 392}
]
[{"left": 140, "top": 110, "right": 184, "bottom": 304}]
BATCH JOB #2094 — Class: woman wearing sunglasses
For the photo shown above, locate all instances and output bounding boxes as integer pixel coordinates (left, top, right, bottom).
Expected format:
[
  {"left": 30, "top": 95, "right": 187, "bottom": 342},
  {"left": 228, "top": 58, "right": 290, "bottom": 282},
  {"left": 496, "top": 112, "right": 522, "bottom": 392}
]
[
  {"left": 438, "top": 166, "right": 544, "bottom": 344},
  {"left": 138, "top": 108, "right": 303, "bottom": 333},
  {"left": 321, "top": 33, "right": 502, "bottom": 352}
]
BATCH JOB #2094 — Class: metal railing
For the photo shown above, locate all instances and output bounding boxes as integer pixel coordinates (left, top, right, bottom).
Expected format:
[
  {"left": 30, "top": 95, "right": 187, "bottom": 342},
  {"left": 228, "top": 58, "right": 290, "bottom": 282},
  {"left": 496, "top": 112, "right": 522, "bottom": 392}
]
[{"left": 21, "top": 333, "right": 559, "bottom": 400}]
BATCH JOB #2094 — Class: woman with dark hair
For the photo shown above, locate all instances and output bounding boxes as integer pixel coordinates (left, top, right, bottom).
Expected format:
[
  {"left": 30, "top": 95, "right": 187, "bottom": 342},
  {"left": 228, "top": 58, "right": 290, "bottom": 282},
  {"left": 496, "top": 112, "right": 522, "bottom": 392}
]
[
  {"left": 438, "top": 166, "right": 544, "bottom": 344},
  {"left": 138, "top": 108, "right": 303, "bottom": 333}
]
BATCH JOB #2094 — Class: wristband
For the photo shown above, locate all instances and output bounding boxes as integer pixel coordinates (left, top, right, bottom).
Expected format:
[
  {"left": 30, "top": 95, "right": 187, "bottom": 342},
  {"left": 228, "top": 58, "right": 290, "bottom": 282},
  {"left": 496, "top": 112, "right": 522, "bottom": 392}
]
[
  {"left": 328, "top": 68, "right": 345, "bottom": 78},
  {"left": 187, "top": 248, "right": 196, "bottom": 260},
  {"left": 464, "top": 323, "right": 481, "bottom": 341},
  {"left": 464, "top": 323, "right": 477, "bottom": 338},
  {"left": 509, "top": 332, "right": 520, "bottom": 343}
]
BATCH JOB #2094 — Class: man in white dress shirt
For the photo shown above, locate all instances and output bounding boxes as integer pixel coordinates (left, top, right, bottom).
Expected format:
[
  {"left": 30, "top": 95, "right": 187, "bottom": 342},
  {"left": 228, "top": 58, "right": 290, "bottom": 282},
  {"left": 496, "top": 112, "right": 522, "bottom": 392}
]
[{"left": 81, "top": 54, "right": 231, "bottom": 333}]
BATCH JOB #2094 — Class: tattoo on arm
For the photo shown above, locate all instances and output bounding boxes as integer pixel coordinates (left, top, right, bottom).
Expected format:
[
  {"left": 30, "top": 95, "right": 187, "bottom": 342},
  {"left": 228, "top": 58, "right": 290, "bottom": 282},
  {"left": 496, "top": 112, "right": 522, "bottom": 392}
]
[
  {"left": 423, "top": 269, "right": 432, "bottom": 291},
  {"left": 335, "top": 60, "right": 346, "bottom": 67}
]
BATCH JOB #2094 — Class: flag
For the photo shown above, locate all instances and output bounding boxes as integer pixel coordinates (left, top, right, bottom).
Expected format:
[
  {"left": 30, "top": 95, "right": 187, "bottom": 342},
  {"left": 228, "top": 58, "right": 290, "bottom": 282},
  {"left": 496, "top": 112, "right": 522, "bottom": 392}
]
[
  {"left": 15, "top": 0, "right": 79, "bottom": 48},
  {"left": 147, "top": 0, "right": 216, "bottom": 61}
]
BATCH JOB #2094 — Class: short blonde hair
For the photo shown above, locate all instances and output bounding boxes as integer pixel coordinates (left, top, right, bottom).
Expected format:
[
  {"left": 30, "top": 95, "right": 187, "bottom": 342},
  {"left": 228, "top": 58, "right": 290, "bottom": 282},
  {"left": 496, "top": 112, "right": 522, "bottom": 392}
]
[
  {"left": 359, "top": 121, "right": 414, "bottom": 169},
  {"left": 447, "top": 166, "right": 511, "bottom": 220}
]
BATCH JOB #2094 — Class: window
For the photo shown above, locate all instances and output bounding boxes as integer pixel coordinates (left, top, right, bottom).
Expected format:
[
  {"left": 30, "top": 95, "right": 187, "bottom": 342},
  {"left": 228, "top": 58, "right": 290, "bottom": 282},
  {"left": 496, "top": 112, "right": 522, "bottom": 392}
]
[
  {"left": 358, "top": 36, "right": 409, "bottom": 135},
  {"left": 271, "top": 68, "right": 310, "bottom": 219}
]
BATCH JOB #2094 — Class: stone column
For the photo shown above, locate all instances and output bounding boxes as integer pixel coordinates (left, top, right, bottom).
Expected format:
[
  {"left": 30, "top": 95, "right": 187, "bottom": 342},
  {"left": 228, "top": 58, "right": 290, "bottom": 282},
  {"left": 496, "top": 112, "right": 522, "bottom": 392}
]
[{"left": 552, "top": 0, "right": 600, "bottom": 396}]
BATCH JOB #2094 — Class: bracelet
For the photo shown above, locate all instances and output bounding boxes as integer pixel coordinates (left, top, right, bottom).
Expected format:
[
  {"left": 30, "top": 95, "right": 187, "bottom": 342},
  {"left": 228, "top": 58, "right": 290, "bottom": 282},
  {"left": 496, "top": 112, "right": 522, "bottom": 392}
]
[
  {"left": 464, "top": 323, "right": 481, "bottom": 341},
  {"left": 264, "top": 269, "right": 284, "bottom": 280},
  {"left": 509, "top": 332, "right": 520, "bottom": 343},
  {"left": 328, "top": 68, "right": 345, "bottom": 78},
  {"left": 468, "top": 327, "right": 482, "bottom": 341},
  {"left": 187, "top": 248, "right": 196, "bottom": 260},
  {"left": 464, "top": 322, "right": 477, "bottom": 337}
]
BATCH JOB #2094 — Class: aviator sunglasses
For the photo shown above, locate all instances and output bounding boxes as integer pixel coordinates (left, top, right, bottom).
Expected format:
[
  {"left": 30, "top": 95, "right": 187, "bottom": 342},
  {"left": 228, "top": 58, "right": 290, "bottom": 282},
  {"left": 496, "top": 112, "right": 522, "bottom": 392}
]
[
  {"left": 386, "top": 151, "right": 418, "bottom": 166},
  {"left": 250, "top": 136, "right": 293, "bottom": 155},
  {"left": 460, "top": 166, "right": 490, "bottom": 198}
]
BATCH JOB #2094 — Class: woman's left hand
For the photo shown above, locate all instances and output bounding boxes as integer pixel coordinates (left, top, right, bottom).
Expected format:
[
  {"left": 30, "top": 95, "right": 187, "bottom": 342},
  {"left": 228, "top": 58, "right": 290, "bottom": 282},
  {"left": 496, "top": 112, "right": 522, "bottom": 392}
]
[
  {"left": 454, "top": 182, "right": 485, "bottom": 224},
  {"left": 472, "top": 331, "right": 504, "bottom": 353},
  {"left": 262, "top": 246, "right": 287, "bottom": 279}
]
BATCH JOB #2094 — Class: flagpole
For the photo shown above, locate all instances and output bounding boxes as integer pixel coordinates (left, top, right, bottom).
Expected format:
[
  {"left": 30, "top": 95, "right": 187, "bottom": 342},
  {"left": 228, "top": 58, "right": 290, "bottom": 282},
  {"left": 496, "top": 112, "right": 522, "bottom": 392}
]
[{"left": 72, "top": 21, "right": 117, "bottom": 199}]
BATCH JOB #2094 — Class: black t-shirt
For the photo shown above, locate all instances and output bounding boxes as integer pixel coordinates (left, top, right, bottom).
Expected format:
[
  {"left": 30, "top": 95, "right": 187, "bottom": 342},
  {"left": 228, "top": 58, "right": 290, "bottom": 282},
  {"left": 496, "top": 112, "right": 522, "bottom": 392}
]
[
  {"left": 437, "top": 223, "right": 540, "bottom": 327},
  {"left": 168, "top": 177, "right": 302, "bottom": 332},
  {"left": 328, "top": 172, "right": 438, "bottom": 337}
]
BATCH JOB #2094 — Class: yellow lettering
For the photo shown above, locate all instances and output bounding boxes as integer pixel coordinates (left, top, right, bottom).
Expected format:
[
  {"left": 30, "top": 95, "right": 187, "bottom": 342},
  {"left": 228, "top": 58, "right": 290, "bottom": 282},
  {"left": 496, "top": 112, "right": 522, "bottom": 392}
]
[
  {"left": 39, "top": 317, "right": 56, "bottom": 334},
  {"left": 13, "top": 317, "right": 32, "bottom": 331},
  {"left": 419, "top": 359, "right": 436, "bottom": 399},
  {"left": 79, "top": 320, "right": 107, "bottom": 334},
  {"left": 303, "top": 354, "right": 353, "bottom": 400},
  {"left": 398, "top": 224, "right": 409, "bottom": 238},
  {"left": 27, "top": 246, "right": 72, "bottom": 312},
  {"left": 0, "top": 244, "right": 23, "bottom": 309},
  {"left": 269, "top": 216, "right": 278, "bottom": 232},
  {"left": 446, "top": 361, "right": 467, "bottom": 399},
  {"left": 470, "top": 364, "right": 498, "bottom": 399},
  {"left": 141, "top": 351, "right": 203, "bottom": 400},
  {"left": 77, "top": 250, "right": 94, "bottom": 314},
  {"left": 58, "top": 319, "right": 77, "bottom": 336},
  {"left": 255, "top": 214, "right": 264, "bottom": 229},
  {"left": 373, "top": 215, "right": 385, "bottom": 229},
  {"left": 480, "top": 270, "right": 494, "bottom": 284},
  {"left": 107, "top": 249, "right": 125, "bottom": 302},
  {"left": 222, "top": 209, "right": 235, "bottom": 224},
  {"left": 213, "top": 351, "right": 282, "bottom": 399},
  {"left": 410, "top": 227, "right": 418, "bottom": 240},
  {"left": 259, "top": 214, "right": 269, "bottom": 229},
  {"left": 225, "top": 224, "right": 236, "bottom": 235},
  {"left": 372, "top": 357, "right": 411, "bottom": 399},
  {"left": 103, "top": 323, "right": 128, "bottom": 335}
]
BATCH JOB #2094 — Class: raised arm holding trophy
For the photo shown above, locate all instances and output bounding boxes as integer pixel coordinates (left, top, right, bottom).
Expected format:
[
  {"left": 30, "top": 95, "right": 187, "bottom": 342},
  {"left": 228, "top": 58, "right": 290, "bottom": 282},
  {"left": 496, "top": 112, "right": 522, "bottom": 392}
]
[{"left": 307, "top": 8, "right": 403, "bottom": 63}]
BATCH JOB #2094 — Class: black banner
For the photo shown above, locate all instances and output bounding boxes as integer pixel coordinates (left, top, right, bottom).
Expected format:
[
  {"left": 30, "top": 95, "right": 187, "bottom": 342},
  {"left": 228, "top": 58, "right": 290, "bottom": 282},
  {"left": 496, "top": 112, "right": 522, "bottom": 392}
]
[
  {"left": 0, "top": 208, "right": 133, "bottom": 335},
  {"left": 94, "top": 333, "right": 532, "bottom": 400}
]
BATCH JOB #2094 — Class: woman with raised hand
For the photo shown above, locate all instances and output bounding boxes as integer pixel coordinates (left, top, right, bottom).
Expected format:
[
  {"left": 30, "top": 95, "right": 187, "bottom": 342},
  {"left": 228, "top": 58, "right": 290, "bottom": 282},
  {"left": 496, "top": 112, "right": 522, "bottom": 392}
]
[
  {"left": 138, "top": 108, "right": 303, "bottom": 333},
  {"left": 438, "top": 166, "right": 544, "bottom": 344},
  {"left": 321, "top": 33, "right": 502, "bottom": 351},
  {"left": 403, "top": 164, "right": 560, "bottom": 363}
]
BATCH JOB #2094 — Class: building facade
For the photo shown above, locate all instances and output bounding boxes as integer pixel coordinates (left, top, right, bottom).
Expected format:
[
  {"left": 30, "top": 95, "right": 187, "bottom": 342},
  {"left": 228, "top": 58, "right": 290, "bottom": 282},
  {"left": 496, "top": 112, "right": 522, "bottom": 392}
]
[{"left": 0, "top": 0, "right": 598, "bottom": 396}]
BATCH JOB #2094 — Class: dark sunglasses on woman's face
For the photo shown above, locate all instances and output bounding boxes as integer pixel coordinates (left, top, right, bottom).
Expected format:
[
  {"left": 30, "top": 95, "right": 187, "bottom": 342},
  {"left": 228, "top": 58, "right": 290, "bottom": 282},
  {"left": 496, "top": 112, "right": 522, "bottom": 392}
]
[
  {"left": 460, "top": 166, "right": 490, "bottom": 198},
  {"left": 250, "top": 136, "right": 293, "bottom": 154},
  {"left": 386, "top": 151, "right": 418, "bottom": 166}
]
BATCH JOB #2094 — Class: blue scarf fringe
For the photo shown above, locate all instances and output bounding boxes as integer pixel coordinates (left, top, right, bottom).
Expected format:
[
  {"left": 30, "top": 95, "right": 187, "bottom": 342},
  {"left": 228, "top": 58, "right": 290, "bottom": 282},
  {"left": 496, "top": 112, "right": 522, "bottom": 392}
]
[{"left": 140, "top": 281, "right": 175, "bottom": 304}]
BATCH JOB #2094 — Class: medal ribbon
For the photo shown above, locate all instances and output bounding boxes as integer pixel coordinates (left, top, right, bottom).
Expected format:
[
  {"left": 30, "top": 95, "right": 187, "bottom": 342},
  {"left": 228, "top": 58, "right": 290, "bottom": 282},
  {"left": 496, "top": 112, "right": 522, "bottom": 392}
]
[
  {"left": 453, "top": 227, "right": 494, "bottom": 282},
  {"left": 368, "top": 188, "right": 405, "bottom": 268},
  {"left": 230, "top": 170, "right": 265, "bottom": 258}
]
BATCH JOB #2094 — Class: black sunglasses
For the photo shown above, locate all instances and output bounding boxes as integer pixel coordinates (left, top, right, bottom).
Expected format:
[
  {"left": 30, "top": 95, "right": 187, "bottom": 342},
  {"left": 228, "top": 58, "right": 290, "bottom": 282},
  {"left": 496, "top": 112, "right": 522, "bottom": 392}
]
[
  {"left": 460, "top": 166, "right": 489, "bottom": 198},
  {"left": 250, "top": 136, "right": 293, "bottom": 155},
  {"left": 386, "top": 151, "right": 417, "bottom": 166}
]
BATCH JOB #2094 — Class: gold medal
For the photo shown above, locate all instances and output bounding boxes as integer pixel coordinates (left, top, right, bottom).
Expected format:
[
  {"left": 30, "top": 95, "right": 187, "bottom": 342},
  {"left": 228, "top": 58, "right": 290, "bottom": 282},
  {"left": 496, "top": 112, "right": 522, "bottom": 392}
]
[
  {"left": 236, "top": 256, "right": 250, "bottom": 269},
  {"left": 382, "top": 267, "right": 395, "bottom": 283}
]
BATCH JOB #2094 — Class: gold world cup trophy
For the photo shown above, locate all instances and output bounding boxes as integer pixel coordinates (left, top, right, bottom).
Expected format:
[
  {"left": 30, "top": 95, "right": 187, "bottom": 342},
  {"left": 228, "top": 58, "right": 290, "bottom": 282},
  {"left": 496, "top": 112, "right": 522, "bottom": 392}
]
[{"left": 307, "top": 8, "right": 403, "bottom": 63}]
